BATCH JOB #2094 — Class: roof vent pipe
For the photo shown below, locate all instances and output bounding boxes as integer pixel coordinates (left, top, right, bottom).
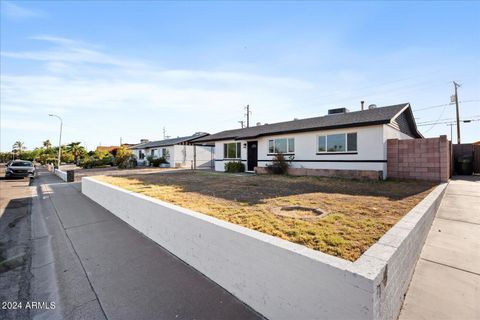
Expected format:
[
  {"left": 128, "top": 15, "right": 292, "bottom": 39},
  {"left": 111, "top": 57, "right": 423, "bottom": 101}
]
[{"left": 361, "top": 101, "right": 365, "bottom": 111}]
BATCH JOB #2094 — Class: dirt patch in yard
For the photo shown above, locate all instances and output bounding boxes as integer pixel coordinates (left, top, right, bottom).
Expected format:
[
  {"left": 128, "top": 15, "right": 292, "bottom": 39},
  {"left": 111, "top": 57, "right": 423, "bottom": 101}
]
[{"left": 96, "top": 172, "right": 436, "bottom": 261}]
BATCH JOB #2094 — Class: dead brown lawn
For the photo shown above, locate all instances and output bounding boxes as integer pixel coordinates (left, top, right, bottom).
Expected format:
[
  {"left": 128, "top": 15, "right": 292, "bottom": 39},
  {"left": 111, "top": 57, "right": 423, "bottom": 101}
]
[{"left": 96, "top": 172, "right": 436, "bottom": 261}]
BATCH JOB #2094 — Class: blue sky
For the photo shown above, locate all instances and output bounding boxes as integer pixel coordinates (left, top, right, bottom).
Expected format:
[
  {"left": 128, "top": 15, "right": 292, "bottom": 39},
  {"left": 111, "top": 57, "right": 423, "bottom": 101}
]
[{"left": 1, "top": 1, "right": 479, "bottom": 151}]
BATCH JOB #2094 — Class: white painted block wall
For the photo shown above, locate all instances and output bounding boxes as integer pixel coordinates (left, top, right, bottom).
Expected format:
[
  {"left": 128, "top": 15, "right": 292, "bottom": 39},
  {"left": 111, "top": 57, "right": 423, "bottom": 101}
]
[
  {"left": 82, "top": 177, "right": 446, "bottom": 320},
  {"left": 54, "top": 169, "right": 68, "bottom": 182}
]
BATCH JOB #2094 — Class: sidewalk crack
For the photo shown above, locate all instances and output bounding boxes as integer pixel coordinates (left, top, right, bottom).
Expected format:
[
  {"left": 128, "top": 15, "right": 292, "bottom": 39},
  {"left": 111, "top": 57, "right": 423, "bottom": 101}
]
[{"left": 420, "top": 258, "right": 480, "bottom": 276}]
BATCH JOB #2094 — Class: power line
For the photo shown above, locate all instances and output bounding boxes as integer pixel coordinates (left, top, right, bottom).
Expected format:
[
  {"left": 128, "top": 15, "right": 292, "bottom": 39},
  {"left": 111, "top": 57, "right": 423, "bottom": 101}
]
[
  {"left": 417, "top": 118, "right": 480, "bottom": 126},
  {"left": 422, "top": 103, "right": 449, "bottom": 133},
  {"left": 417, "top": 115, "right": 480, "bottom": 125},
  {"left": 414, "top": 99, "right": 479, "bottom": 112}
]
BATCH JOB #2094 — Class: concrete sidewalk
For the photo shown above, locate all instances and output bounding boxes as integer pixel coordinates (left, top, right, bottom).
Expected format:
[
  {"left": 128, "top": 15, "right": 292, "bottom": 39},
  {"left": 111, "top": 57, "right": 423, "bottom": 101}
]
[
  {"left": 399, "top": 176, "right": 480, "bottom": 320},
  {"left": 31, "top": 169, "right": 262, "bottom": 320}
]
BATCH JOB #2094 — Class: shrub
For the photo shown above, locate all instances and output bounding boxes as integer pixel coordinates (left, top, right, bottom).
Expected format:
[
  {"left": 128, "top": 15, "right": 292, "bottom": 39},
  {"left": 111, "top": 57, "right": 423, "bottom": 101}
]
[
  {"left": 102, "top": 156, "right": 114, "bottom": 166},
  {"left": 115, "top": 146, "right": 134, "bottom": 169},
  {"left": 146, "top": 155, "right": 154, "bottom": 166},
  {"left": 267, "top": 153, "right": 290, "bottom": 174},
  {"left": 225, "top": 161, "right": 245, "bottom": 173},
  {"left": 95, "top": 150, "right": 112, "bottom": 160},
  {"left": 128, "top": 157, "right": 137, "bottom": 168},
  {"left": 151, "top": 157, "right": 167, "bottom": 167},
  {"left": 79, "top": 156, "right": 95, "bottom": 169}
]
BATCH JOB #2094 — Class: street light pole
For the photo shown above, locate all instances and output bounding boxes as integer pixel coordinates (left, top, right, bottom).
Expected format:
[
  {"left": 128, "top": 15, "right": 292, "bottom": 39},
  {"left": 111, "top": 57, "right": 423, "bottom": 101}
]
[{"left": 49, "top": 114, "right": 63, "bottom": 169}]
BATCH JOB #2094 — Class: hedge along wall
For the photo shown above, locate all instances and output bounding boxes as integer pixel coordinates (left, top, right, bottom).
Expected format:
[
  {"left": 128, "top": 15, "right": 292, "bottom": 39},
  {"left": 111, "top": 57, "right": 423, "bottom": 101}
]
[
  {"left": 82, "top": 177, "right": 447, "bottom": 320},
  {"left": 387, "top": 135, "right": 451, "bottom": 182}
]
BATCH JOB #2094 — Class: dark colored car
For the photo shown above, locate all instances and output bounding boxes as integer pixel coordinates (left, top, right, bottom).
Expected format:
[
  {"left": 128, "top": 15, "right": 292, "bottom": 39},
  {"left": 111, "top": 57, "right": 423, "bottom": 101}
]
[{"left": 5, "top": 160, "right": 36, "bottom": 179}]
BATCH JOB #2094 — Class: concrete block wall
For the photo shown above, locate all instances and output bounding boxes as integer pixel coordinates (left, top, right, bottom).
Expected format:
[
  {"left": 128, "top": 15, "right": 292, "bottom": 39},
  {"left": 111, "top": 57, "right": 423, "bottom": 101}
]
[
  {"left": 364, "top": 184, "right": 446, "bottom": 319},
  {"left": 387, "top": 135, "right": 450, "bottom": 182},
  {"left": 82, "top": 177, "right": 447, "bottom": 320},
  {"left": 255, "top": 166, "right": 383, "bottom": 180}
]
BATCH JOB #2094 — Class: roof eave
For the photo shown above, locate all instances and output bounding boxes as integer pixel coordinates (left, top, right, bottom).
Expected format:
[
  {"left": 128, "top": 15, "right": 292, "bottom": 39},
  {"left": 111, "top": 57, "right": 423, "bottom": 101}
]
[
  {"left": 390, "top": 103, "right": 423, "bottom": 138},
  {"left": 196, "top": 121, "right": 390, "bottom": 143}
]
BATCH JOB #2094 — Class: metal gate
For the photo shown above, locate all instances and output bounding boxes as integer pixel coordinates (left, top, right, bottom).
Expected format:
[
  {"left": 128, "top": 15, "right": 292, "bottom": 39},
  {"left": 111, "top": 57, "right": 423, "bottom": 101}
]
[
  {"left": 474, "top": 144, "right": 480, "bottom": 174},
  {"left": 452, "top": 144, "right": 479, "bottom": 175}
]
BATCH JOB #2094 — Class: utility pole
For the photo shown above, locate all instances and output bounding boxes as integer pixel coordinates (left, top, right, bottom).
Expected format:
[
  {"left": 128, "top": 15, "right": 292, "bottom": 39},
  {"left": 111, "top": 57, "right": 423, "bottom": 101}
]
[
  {"left": 453, "top": 81, "right": 461, "bottom": 144},
  {"left": 238, "top": 120, "right": 244, "bottom": 128},
  {"left": 163, "top": 127, "right": 169, "bottom": 140},
  {"left": 244, "top": 105, "right": 251, "bottom": 128}
]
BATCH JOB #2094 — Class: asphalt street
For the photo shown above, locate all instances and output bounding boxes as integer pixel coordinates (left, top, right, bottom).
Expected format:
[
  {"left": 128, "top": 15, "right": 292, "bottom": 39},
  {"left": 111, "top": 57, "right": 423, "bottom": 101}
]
[
  {"left": 0, "top": 166, "right": 35, "bottom": 320},
  {"left": 0, "top": 167, "right": 262, "bottom": 320}
]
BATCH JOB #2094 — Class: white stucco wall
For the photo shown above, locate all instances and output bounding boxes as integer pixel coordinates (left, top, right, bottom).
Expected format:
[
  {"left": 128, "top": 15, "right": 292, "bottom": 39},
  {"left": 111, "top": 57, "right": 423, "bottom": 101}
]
[
  {"left": 214, "top": 140, "right": 247, "bottom": 171},
  {"left": 82, "top": 177, "right": 447, "bottom": 320},
  {"left": 54, "top": 168, "right": 68, "bottom": 181},
  {"left": 215, "top": 125, "right": 388, "bottom": 173},
  {"left": 173, "top": 145, "right": 213, "bottom": 168}
]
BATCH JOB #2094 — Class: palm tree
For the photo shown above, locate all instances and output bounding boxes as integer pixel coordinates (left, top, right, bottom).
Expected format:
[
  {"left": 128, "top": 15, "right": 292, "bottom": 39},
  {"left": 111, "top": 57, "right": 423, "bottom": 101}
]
[
  {"left": 43, "top": 139, "right": 52, "bottom": 149},
  {"left": 12, "top": 141, "right": 25, "bottom": 159},
  {"left": 66, "top": 142, "right": 85, "bottom": 164}
]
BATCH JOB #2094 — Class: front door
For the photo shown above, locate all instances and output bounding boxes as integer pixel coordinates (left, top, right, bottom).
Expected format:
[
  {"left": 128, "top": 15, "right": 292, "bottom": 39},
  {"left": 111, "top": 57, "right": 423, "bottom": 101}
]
[{"left": 247, "top": 141, "right": 258, "bottom": 171}]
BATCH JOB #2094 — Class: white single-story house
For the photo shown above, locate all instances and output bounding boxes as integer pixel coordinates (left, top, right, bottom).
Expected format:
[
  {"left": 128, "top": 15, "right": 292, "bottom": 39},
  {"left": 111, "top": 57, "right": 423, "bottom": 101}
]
[
  {"left": 192, "top": 103, "right": 423, "bottom": 179},
  {"left": 130, "top": 132, "right": 214, "bottom": 169}
]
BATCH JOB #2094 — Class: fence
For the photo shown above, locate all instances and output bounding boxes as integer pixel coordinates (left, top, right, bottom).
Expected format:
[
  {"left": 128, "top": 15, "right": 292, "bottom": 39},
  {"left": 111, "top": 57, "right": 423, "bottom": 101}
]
[
  {"left": 452, "top": 143, "right": 480, "bottom": 174},
  {"left": 387, "top": 136, "right": 451, "bottom": 182}
]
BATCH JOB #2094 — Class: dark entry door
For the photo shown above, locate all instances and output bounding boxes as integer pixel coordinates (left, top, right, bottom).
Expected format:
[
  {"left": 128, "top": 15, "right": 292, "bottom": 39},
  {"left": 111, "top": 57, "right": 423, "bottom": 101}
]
[{"left": 247, "top": 141, "right": 258, "bottom": 171}]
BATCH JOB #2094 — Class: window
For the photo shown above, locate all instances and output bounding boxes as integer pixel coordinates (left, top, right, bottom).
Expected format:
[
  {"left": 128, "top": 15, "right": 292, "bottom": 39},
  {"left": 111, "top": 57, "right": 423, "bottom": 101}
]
[
  {"left": 317, "top": 133, "right": 357, "bottom": 153},
  {"left": 268, "top": 138, "right": 295, "bottom": 154},
  {"left": 223, "top": 142, "right": 241, "bottom": 159},
  {"left": 318, "top": 136, "right": 326, "bottom": 152},
  {"left": 327, "top": 134, "right": 345, "bottom": 152},
  {"left": 347, "top": 133, "right": 357, "bottom": 151},
  {"left": 162, "top": 148, "right": 170, "bottom": 160}
]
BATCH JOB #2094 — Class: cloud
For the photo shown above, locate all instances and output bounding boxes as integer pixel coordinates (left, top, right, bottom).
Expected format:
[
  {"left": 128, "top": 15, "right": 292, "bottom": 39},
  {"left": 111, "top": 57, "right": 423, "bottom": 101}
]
[
  {"left": 1, "top": 1, "right": 45, "bottom": 19},
  {"left": 1, "top": 36, "right": 318, "bottom": 118},
  {"left": 1, "top": 118, "right": 58, "bottom": 133}
]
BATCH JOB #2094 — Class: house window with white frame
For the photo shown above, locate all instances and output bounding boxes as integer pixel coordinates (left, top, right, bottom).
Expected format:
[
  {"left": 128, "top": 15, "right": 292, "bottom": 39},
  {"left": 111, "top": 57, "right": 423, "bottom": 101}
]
[
  {"left": 268, "top": 138, "right": 295, "bottom": 154},
  {"left": 223, "top": 142, "right": 241, "bottom": 159},
  {"left": 317, "top": 133, "right": 357, "bottom": 153}
]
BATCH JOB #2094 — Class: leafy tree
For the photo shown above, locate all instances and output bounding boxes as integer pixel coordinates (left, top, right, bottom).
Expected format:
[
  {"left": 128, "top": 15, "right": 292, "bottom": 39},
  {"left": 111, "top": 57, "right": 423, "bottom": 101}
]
[
  {"left": 115, "top": 146, "right": 134, "bottom": 169},
  {"left": 0, "top": 152, "right": 14, "bottom": 163},
  {"left": 66, "top": 142, "right": 86, "bottom": 164},
  {"left": 94, "top": 149, "right": 112, "bottom": 160},
  {"left": 43, "top": 139, "right": 52, "bottom": 150},
  {"left": 12, "top": 141, "right": 25, "bottom": 158}
]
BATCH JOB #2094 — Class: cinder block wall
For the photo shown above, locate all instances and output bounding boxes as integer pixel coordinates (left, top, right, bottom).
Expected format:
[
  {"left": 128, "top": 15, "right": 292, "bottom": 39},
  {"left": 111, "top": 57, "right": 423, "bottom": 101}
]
[{"left": 387, "top": 136, "right": 450, "bottom": 182}]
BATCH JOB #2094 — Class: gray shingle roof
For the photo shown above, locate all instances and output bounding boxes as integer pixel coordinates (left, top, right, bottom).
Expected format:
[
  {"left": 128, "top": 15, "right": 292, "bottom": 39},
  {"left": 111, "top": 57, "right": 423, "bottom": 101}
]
[
  {"left": 131, "top": 132, "right": 209, "bottom": 149},
  {"left": 193, "top": 103, "right": 419, "bottom": 143}
]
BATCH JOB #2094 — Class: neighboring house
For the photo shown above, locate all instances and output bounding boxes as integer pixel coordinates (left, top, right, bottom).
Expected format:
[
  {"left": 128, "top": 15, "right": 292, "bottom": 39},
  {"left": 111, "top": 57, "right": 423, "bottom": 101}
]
[
  {"left": 130, "top": 132, "right": 214, "bottom": 168},
  {"left": 192, "top": 103, "right": 422, "bottom": 179}
]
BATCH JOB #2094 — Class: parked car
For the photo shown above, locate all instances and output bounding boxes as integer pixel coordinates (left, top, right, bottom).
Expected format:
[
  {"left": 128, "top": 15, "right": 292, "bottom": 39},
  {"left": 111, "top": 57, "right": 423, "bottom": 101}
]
[{"left": 5, "top": 160, "right": 36, "bottom": 179}]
